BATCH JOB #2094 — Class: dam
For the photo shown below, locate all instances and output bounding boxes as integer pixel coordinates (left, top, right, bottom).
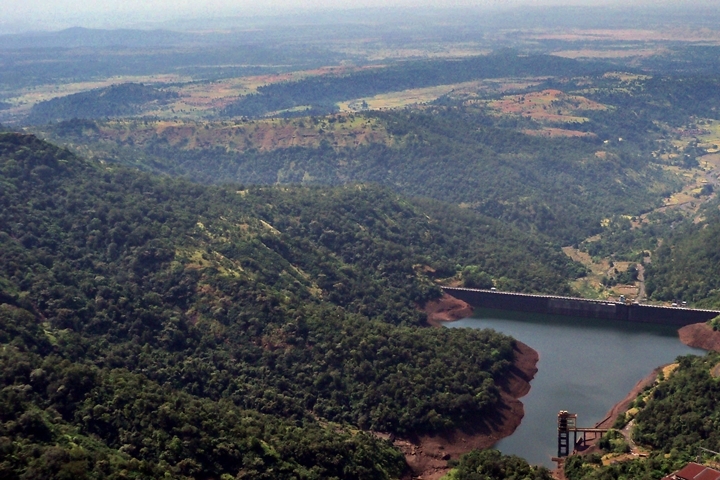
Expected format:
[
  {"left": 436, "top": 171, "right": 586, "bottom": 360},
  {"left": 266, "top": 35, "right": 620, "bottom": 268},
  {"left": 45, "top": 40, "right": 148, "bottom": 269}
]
[{"left": 441, "top": 287, "right": 720, "bottom": 326}]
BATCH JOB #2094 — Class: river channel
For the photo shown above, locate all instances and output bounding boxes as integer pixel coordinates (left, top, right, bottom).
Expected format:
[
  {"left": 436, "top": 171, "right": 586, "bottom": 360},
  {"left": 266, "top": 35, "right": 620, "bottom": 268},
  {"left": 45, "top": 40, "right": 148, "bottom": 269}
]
[{"left": 446, "top": 307, "right": 704, "bottom": 467}]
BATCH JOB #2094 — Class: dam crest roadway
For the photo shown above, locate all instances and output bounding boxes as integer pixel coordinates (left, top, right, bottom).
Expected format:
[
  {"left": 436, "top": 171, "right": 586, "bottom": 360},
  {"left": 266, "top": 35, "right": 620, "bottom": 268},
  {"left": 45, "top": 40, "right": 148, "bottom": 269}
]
[{"left": 441, "top": 287, "right": 720, "bottom": 327}]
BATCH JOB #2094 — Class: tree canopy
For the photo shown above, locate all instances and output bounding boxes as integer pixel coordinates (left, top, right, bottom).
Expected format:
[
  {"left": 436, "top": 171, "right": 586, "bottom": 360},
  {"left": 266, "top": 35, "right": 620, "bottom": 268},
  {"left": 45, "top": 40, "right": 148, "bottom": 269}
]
[{"left": 0, "top": 132, "right": 580, "bottom": 478}]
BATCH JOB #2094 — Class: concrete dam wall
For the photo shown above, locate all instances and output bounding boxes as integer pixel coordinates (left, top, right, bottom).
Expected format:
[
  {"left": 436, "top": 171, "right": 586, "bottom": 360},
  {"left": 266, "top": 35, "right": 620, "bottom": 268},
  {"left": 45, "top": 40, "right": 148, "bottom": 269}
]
[{"left": 441, "top": 287, "right": 720, "bottom": 327}]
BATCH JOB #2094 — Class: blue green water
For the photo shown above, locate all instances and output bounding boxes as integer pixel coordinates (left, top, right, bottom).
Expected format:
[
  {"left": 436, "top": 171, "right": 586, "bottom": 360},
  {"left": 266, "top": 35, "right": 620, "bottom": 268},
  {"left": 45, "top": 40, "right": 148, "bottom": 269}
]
[{"left": 445, "top": 308, "right": 704, "bottom": 467}]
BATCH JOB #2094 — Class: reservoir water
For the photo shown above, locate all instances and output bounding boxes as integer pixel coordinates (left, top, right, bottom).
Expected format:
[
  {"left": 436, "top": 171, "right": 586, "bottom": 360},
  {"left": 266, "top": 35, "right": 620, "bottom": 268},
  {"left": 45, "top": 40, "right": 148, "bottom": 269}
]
[{"left": 446, "top": 307, "right": 704, "bottom": 467}]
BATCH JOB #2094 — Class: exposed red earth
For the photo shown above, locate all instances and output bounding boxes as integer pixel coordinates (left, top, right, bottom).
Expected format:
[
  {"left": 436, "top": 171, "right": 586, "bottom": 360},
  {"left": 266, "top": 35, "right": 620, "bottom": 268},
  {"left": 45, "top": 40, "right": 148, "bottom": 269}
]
[
  {"left": 679, "top": 322, "right": 720, "bottom": 352},
  {"left": 406, "top": 294, "right": 538, "bottom": 479},
  {"left": 424, "top": 293, "right": 474, "bottom": 326},
  {"left": 555, "top": 322, "right": 720, "bottom": 477},
  {"left": 420, "top": 297, "right": 720, "bottom": 479}
]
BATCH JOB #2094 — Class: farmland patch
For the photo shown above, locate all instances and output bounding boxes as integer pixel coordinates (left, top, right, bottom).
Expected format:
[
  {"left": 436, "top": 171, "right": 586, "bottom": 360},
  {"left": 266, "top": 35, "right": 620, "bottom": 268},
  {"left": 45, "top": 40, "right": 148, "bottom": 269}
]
[{"left": 485, "top": 89, "right": 607, "bottom": 124}]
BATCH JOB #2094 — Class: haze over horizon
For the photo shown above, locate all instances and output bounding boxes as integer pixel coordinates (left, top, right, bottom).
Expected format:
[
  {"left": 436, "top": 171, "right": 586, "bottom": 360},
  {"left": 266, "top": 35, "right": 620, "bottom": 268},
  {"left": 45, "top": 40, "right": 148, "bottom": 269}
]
[{"left": 3, "top": 0, "right": 720, "bottom": 34}]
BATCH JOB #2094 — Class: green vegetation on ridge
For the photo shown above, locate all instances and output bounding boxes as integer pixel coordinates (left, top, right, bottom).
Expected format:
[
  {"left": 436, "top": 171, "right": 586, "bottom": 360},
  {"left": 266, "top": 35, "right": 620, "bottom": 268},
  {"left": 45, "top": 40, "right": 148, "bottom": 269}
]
[
  {"left": 0, "top": 132, "right": 579, "bottom": 477},
  {"left": 222, "top": 52, "right": 610, "bottom": 118},
  {"left": 27, "top": 83, "right": 179, "bottom": 124},
  {"left": 646, "top": 202, "right": 720, "bottom": 307},
  {"left": 0, "top": 310, "right": 407, "bottom": 479},
  {"left": 37, "top": 103, "right": 681, "bottom": 245},
  {"left": 565, "top": 354, "right": 720, "bottom": 480},
  {"left": 444, "top": 449, "right": 553, "bottom": 480}
]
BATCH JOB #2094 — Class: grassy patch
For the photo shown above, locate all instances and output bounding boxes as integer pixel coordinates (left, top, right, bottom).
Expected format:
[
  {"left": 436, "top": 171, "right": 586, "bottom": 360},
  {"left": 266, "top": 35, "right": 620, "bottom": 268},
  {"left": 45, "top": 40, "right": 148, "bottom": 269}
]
[
  {"left": 563, "top": 246, "right": 639, "bottom": 300},
  {"left": 339, "top": 81, "right": 482, "bottom": 112}
]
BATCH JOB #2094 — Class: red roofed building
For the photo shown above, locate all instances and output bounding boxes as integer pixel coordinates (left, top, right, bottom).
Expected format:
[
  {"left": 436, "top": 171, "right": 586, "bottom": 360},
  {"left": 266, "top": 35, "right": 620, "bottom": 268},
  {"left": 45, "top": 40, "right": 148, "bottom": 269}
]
[
  {"left": 696, "top": 470, "right": 720, "bottom": 480},
  {"left": 663, "top": 463, "right": 720, "bottom": 480}
]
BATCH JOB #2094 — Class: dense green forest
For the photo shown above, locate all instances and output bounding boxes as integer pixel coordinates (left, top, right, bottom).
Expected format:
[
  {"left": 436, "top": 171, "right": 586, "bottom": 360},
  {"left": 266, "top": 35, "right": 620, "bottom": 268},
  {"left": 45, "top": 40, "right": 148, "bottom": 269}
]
[
  {"left": 564, "top": 353, "right": 720, "bottom": 480},
  {"left": 37, "top": 103, "right": 681, "bottom": 245},
  {"left": 6, "top": 12, "right": 720, "bottom": 479},
  {"left": 637, "top": 45, "right": 720, "bottom": 76},
  {"left": 0, "top": 132, "right": 583, "bottom": 477},
  {"left": 645, "top": 201, "right": 720, "bottom": 307},
  {"left": 578, "top": 210, "right": 686, "bottom": 262},
  {"left": 27, "top": 83, "right": 179, "bottom": 124},
  {"left": 564, "top": 75, "right": 720, "bottom": 132},
  {"left": 222, "top": 52, "right": 610, "bottom": 117},
  {"left": 0, "top": 310, "right": 407, "bottom": 479},
  {"left": 444, "top": 449, "right": 553, "bottom": 480}
]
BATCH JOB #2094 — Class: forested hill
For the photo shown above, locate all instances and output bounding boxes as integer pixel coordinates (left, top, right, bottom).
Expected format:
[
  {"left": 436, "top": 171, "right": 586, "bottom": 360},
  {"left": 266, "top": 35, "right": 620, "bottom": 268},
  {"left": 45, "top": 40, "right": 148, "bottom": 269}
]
[
  {"left": 645, "top": 201, "right": 720, "bottom": 308},
  {"left": 42, "top": 105, "right": 681, "bottom": 244},
  {"left": 27, "top": 83, "right": 179, "bottom": 124},
  {"left": 222, "top": 52, "right": 610, "bottom": 117},
  {"left": 0, "top": 133, "right": 578, "bottom": 478}
]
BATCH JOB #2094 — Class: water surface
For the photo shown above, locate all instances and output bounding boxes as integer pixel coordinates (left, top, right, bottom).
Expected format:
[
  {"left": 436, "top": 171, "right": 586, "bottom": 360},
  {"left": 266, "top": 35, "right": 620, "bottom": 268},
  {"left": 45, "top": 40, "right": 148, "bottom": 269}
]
[{"left": 446, "top": 308, "right": 703, "bottom": 467}]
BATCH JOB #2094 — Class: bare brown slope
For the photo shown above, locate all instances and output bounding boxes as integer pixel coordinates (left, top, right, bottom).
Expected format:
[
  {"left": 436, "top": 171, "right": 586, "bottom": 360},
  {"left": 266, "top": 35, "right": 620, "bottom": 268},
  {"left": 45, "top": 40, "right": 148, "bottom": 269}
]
[
  {"left": 679, "top": 322, "right": 720, "bottom": 352},
  {"left": 407, "top": 294, "right": 538, "bottom": 479},
  {"left": 424, "top": 292, "right": 474, "bottom": 326}
]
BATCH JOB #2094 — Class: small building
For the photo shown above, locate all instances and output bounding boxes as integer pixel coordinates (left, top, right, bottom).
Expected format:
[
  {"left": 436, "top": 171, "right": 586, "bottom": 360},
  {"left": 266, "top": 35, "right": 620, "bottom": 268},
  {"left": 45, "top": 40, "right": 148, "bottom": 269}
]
[{"left": 663, "top": 463, "right": 720, "bottom": 480}]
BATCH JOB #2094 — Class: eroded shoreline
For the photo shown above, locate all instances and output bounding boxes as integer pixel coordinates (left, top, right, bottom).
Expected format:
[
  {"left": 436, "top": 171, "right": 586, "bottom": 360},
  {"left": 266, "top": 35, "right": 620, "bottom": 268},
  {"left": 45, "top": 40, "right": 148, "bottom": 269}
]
[
  {"left": 402, "top": 294, "right": 538, "bottom": 479},
  {"left": 418, "top": 296, "right": 719, "bottom": 479},
  {"left": 561, "top": 321, "right": 720, "bottom": 469},
  {"left": 679, "top": 322, "right": 720, "bottom": 352}
]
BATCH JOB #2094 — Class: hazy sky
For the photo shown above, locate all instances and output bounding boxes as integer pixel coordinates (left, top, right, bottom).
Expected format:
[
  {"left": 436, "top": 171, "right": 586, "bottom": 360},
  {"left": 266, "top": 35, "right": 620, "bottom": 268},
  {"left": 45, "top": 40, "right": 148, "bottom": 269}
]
[
  {"left": 2, "top": 0, "right": 719, "bottom": 32},
  {"left": 2, "top": 0, "right": 623, "bottom": 24}
]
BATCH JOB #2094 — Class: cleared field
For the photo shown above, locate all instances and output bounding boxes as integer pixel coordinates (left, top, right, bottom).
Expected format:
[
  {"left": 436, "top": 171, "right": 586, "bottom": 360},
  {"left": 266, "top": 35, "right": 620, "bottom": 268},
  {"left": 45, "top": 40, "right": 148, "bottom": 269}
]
[
  {"left": 338, "top": 81, "right": 482, "bottom": 112},
  {"left": 336, "top": 44, "right": 490, "bottom": 61},
  {"left": 486, "top": 89, "right": 607, "bottom": 123},
  {"left": 552, "top": 48, "right": 661, "bottom": 59},
  {"left": 522, "top": 27, "right": 720, "bottom": 43},
  {"left": 159, "top": 78, "right": 252, "bottom": 113},
  {"left": 698, "top": 120, "right": 720, "bottom": 153},
  {"left": 652, "top": 153, "right": 719, "bottom": 215},
  {"left": 563, "top": 246, "right": 611, "bottom": 299},
  {"left": 563, "top": 246, "right": 640, "bottom": 301},
  {"left": 663, "top": 189, "right": 699, "bottom": 208},
  {"left": 337, "top": 78, "right": 543, "bottom": 113},
  {"left": 700, "top": 153, "right": 720, "bottom": 169},
  {"left": 601, "top": 72, "right": 652, "bottom": 82}
]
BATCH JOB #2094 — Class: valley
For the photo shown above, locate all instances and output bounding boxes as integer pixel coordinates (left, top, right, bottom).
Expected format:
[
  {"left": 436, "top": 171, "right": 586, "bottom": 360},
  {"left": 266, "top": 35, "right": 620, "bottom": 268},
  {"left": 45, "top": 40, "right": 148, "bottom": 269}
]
[{"left": 3, "top": 4, "right": 720, "bottom": 480}]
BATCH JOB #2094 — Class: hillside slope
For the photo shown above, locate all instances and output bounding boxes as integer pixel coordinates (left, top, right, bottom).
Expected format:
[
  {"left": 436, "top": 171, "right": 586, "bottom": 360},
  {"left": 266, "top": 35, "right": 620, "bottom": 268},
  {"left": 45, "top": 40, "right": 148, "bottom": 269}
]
[
  {"left": 27, "top": 83, "right": 179, "bottom": 124},
  {"left": 38, "top": 103, "right": 681, "bottom": 244},
  {"left": 0, "top": 133, "right": 577, "bottom": 478},
  {"left": 646, "top": 202, "right": 720, "bottom": 307}
]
